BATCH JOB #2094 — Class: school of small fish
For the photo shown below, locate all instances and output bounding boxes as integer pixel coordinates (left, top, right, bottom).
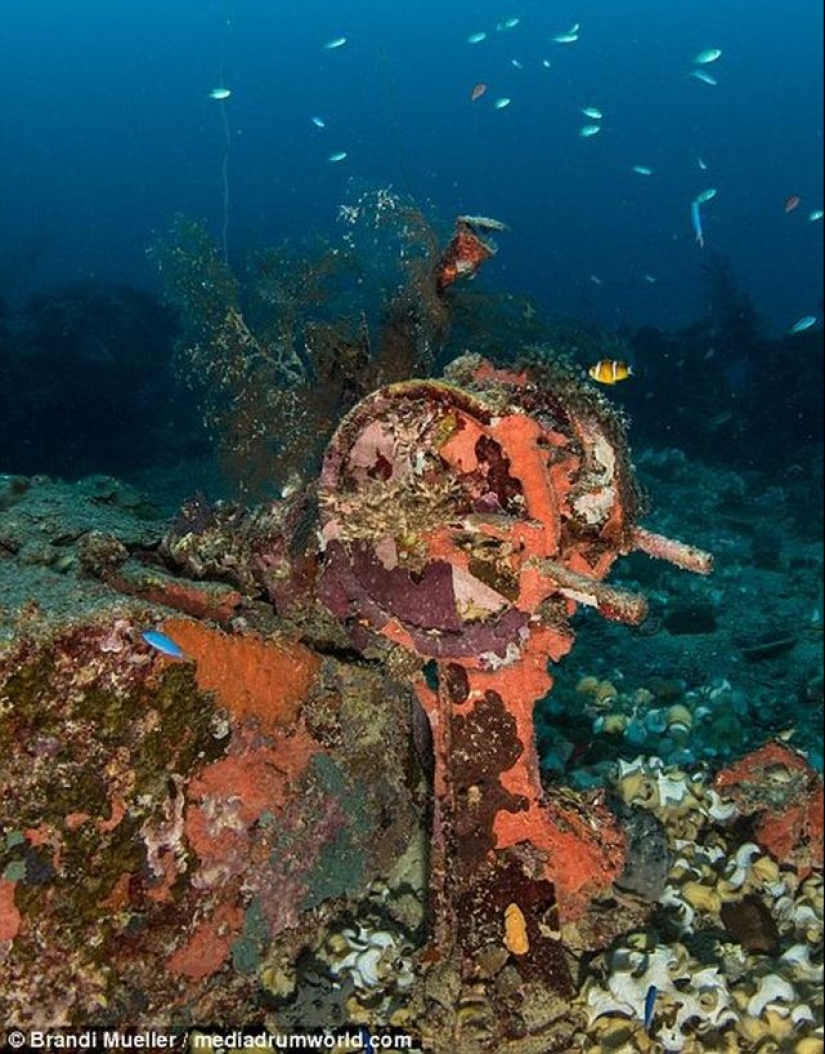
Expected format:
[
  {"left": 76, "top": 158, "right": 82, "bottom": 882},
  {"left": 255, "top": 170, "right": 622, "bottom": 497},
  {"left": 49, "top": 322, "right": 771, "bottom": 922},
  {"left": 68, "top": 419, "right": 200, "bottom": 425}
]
[
  {"left": 223, "top": 14, "right": 820, "bottom": 345},
  {"left": 577, "top": 99, "right": 603, "bottom": 139}
]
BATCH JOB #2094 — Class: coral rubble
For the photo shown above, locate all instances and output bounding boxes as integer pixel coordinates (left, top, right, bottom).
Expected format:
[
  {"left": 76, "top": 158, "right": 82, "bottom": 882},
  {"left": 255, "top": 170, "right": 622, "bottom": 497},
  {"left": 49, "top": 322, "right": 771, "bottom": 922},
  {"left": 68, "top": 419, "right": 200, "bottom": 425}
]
[{"left": 578, "top": 757, "right": 824, "bottom": 1053}]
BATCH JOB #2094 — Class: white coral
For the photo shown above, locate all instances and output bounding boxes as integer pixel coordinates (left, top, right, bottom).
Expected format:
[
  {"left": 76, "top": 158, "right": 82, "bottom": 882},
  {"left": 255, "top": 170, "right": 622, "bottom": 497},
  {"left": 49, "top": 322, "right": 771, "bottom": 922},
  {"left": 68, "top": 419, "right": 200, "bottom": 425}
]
[
  {"left": 583, "top": 940, "right": 737, "bottom": 1039},
  {"left": 328, "top": 925, "right": 414, "bottom": 993},
  {"left": 721, "top": 841, "right": 761, "bottom": 890},
  {"left": 706, "top": 789, "right": 737, "bottom": 823},
  {"left": 658, "top": 886, "right": 696, "bottom": 935},
  {"left": 747, "top": 973, "right": 796, "bottom": 1018},
  {"left": 781, "top": 943, "right": 824, "bottom": 984}
]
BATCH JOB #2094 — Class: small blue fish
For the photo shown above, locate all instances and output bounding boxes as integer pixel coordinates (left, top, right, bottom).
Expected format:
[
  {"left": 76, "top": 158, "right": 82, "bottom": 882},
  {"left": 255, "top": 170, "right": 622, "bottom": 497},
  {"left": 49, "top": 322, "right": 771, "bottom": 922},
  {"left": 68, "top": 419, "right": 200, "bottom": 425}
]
[
  {"left": 358, "top": 1029, "right": 376, "bottom": 1053},
  {"left": 141, "top": 629, "right": 187, "bottom": 660},
  {"left": 690, "top": 69, "right": 718, "bottom": 85},
  {"left": 643, "top": 984, "right": 657, "bottom": 1033},
  {"left": 694, "top": 47, "right": 723, "bottom": 65},
  {"left": 691, "top": 199, "right": 704, "bottom": 248},
  {"left": 789, "top": 315, "right": 817, "bottom": 334}
]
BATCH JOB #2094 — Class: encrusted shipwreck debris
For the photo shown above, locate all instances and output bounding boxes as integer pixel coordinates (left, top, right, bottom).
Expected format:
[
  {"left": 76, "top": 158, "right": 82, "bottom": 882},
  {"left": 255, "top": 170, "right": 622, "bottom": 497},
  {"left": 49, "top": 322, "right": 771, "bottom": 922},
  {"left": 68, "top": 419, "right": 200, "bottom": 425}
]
[
  {"left": 435, "top": 216, "right": 508, "bottom": 292},
  {"left": 0, "top": 610, "right": 425, "bottom": 1029},
  {"left": 313, "top": 353, "right": 714, "bottom": 1045},
  {"left": 1, "top": 215, "right": 728, "bottom": 1053}
]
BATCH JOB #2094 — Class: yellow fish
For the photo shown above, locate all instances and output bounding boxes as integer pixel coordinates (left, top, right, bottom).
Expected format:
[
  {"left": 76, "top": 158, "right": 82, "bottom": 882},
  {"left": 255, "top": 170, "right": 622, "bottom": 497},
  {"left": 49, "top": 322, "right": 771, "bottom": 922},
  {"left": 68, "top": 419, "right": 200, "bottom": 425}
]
[{"left": 588, "top": 359, "right": 633, "bottom": 385}]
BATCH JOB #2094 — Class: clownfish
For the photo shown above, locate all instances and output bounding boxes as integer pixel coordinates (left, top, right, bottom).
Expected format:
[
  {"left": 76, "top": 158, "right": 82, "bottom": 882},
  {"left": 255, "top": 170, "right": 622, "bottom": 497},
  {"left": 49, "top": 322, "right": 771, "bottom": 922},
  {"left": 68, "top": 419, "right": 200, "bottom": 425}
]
[{"left": 588, "top": 360, "right": 633, "bottom": 385}]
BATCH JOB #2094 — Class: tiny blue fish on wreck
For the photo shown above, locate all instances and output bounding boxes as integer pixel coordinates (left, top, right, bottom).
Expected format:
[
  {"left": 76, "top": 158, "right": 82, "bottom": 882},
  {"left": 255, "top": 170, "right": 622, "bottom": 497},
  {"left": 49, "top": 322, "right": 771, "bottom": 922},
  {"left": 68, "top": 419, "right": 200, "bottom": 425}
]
[
  {"left": 141, "top": 629, "right": 188, "bottom": 659},
  {"left": 644, "top": 983, "right": 658, "bottom": 1032}
]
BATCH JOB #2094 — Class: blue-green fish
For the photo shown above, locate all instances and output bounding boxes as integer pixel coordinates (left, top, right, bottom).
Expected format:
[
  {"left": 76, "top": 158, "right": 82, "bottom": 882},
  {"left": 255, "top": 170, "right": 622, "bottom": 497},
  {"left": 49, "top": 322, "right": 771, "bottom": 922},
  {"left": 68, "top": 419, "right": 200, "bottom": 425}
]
[
  {"left": 691, "top": 199, "right": 704, "bottom": 248},
  {"left": 555, "top": 23, "right": 580, "bottom": 43},
  {"left": 694, "top": 48, "right": 722, "bottom": 64},
  {"left": 644, "top": 984, "right": 657, "bottom": 1032},
  {"left": 690, "top": 69, "right": 718, "bottom": 85},
  {"left": 141, "top": 629, "right": 187, "bottom": 660}
]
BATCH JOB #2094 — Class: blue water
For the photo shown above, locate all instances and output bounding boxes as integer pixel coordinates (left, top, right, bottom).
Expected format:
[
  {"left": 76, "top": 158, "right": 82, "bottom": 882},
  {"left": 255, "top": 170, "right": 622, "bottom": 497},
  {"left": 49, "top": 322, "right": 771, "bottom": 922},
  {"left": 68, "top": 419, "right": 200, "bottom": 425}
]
[
  {"left": 0, "top": 6, "right": 823, "bottom": 1043},
  {"left": 1, "top": 0, "right": 822, "bottom": 333}
]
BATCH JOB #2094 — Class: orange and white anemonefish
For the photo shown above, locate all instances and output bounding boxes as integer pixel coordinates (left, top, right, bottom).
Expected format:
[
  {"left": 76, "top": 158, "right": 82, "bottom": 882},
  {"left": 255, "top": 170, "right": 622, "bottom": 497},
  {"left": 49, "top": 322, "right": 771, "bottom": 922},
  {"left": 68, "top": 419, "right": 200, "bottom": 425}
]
[{"left": 588, "top": 360, "right": 633, "bottom": 385}]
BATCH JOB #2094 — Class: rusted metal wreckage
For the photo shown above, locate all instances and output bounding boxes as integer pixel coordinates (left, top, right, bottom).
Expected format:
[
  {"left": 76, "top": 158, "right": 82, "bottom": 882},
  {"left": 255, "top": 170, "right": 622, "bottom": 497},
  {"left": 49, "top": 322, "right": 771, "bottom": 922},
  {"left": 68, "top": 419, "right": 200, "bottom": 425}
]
[{"left": 0, "top": 213, "right": 717, "bottom": 1046}]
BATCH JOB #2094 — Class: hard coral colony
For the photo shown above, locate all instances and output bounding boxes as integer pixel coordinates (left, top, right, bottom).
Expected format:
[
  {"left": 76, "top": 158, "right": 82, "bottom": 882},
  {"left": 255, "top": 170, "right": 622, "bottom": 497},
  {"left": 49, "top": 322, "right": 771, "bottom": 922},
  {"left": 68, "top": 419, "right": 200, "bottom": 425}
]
[{"left": 0, "top": 197, "right": 821, "bottom": 1054}]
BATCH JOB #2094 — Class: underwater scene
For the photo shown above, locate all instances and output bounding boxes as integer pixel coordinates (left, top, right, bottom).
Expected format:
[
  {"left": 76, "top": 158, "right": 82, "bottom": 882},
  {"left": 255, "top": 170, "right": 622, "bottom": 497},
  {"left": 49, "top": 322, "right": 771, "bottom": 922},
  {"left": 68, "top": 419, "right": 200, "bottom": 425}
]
[{"left": 0, "top": 2, "right": 823, "bottom": 1052}]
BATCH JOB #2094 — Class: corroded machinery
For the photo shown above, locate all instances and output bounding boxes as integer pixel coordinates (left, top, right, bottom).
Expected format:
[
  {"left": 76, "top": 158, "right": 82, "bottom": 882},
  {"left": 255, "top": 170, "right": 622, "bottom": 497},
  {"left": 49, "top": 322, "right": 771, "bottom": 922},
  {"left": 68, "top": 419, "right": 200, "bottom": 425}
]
[
  {"left": 316, "top": 353, "right": 712, "bottom": 982},
  {"left": 0, "top": 207, "right": 731, "bottom": 1048}
]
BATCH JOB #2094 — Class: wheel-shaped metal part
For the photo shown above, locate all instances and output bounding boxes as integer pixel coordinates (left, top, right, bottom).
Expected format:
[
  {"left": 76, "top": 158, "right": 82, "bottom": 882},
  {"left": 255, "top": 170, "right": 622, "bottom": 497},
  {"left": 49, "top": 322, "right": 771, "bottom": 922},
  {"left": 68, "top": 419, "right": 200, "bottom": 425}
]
[{"left": 317, "top": 364, "right": 635, "bottom": 661}]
